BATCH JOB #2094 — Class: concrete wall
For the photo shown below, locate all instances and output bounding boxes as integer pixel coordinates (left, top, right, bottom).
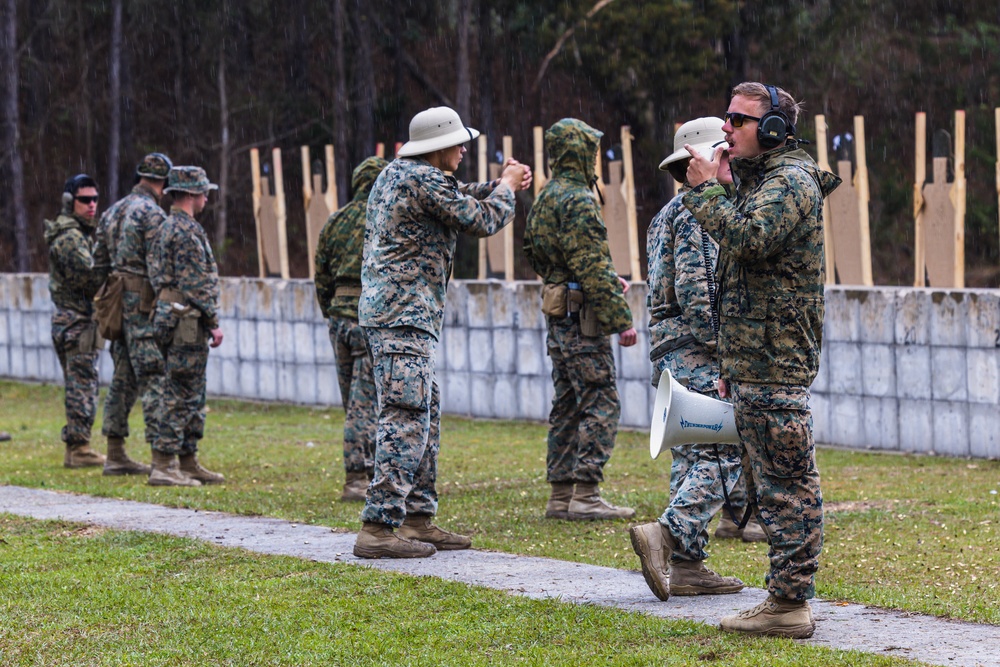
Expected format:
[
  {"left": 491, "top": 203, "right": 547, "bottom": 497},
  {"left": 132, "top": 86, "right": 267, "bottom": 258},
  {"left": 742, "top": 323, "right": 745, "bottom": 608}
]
[{"left": 2, "top": 274, "right": 998, "bottom": 458}]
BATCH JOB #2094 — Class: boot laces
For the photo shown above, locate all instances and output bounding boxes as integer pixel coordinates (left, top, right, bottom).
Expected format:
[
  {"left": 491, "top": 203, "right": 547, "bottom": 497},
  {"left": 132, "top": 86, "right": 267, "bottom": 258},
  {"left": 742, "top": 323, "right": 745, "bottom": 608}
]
[{"left": 737, "top": 599, "right": 775, "bottom": 619}]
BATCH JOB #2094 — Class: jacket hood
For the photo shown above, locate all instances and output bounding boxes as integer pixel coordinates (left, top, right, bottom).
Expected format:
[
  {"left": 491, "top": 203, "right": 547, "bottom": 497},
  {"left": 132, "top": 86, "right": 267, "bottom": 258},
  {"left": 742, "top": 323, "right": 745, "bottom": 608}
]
[
  {"left": 733, "top": 140, "right": 841, "bottom": 198},
  {"left": 44, "top": 213, "right": 86, "bottom": 246},
  {"left": 351, "top": 156, "right": 389, "bottom": 201},
  {"left": 545, "top": 118, "right": 602, "bottom": 184}
]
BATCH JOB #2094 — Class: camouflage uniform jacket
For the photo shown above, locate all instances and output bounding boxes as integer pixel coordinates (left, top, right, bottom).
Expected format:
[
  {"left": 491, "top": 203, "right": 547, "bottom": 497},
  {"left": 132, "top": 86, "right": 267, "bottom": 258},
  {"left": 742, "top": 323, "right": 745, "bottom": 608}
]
[
  {"left": 315, "top": 157, "right": 387, "bottom": 321},
  {"left": 93, "top": 182, "right": 166, "bottom": 279},
  {"left": 149, "top": 208, "right": 221, "bottom": 330},
  {"left": 682, "top": 141, "right": 841, "bottom": 385},
  {"left": 646, "top": 190, "right": 719, "bottom": 362},
  {"left": 359, "top": 157, "right": 515, "bottom": 339},
  {"left": 45, "top": 213, "right": 105, "bottom": 315},
  {"left": 523, "top": 118, "right": 632, "bottom": 335}
]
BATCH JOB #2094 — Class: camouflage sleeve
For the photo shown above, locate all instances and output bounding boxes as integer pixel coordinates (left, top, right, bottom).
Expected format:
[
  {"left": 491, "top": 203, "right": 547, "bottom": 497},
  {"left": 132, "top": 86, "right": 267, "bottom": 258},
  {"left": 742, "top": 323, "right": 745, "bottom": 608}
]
[
  {"left": 54, "top": 230, "right": 104, "bottom": 299},
  {"left": 142, "top": 206, "right": 167, "bottom": 276},
  {"left": 175, "top": 231, "right": 219, "bottom": 328},
  {"left": 148, "top": 221, "right": 177, "bottom": 293},
  {"left": 682, "top": 170, "right": 816, "bottom": 264},
  {"left": 562, "top": 190, "right": 632, "bottom": 334},
  {"left": 672, "top": 211, "right": 716, "bottom": 347},
  {"left": 423, "top": 172, "right": 516, "bottom": 238},
  {"left": 92, "top": 214, "right": 112, "bottom": 278},
  {"left": 313, "top": 212, "right": 340, "bottom": 319},
  {"left": 645, "top": 203, "right": 675, "bottom": 321},
  {"left": 458, "top": 180, "right": 497, "bottom": 200}
]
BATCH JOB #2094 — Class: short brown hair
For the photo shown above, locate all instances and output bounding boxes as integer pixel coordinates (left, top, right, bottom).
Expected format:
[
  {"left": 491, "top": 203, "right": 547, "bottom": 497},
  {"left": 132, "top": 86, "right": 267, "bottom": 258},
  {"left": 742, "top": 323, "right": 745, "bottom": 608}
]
[{"left": 731, "top": 82, "right": 801, "bottom": 128}]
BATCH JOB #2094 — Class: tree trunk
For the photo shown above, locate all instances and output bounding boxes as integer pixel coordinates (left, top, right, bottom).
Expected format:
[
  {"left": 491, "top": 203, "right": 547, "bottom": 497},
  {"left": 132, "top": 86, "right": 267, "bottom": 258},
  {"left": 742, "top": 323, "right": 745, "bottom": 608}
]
[
  {"left": 217, "top": 42, "right": 230, "bottom": 261},
  {"left": 107, "top": 0, "right": 123, "bottom": 201},
  {"left": 477, "top": 0, "right": 495, "bottom": 164},
  {"left": 351, "top": 0, "right": 375, "bottom": 159},
  {"left": 454, "top": 0, "right": 472, "bottom": 181},
  {"left": 332, "top": 0, "right": 349, "bottom": 199},
  {"left": 2, "top": 0, "right": 30, "bottom": 272}
]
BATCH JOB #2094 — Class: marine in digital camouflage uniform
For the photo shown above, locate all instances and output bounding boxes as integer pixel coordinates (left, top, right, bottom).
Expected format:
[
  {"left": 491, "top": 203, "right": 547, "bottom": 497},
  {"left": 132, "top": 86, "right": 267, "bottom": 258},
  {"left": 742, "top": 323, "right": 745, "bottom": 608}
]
[
  {"left": 523, "top": 118, "right": 637, "bottom": 522},
  {"left": 147, "top": 166, "right": 226, "bottom": 487},
  {"left": 682, "top": 82, "right": 841, "bottom": 638},
  {"left": 46, "top": 174, "right": 107, "bottom": 468},
  {"left": 92, "top": 153, "right": 175, "bottom": 476},
  {"left": 355, "top": 106, "right": 530, "bottom": 559},
  {"left": 314, "top": 156, "right": 387, "bottom": 501}
]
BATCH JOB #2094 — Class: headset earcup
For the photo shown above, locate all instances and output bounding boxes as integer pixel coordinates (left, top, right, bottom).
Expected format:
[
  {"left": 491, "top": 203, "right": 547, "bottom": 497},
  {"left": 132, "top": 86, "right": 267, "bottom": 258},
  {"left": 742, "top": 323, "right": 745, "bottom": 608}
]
[{"left": 757, "top": 111, "right": 788, "bottom": 149}]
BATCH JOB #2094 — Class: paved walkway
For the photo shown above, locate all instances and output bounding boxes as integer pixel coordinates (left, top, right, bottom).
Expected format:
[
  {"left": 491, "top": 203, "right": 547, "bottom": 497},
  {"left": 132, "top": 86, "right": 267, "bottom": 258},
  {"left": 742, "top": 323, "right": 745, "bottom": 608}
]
[{"left": 1, "top": 485, "right": 995, "bottom": 667}]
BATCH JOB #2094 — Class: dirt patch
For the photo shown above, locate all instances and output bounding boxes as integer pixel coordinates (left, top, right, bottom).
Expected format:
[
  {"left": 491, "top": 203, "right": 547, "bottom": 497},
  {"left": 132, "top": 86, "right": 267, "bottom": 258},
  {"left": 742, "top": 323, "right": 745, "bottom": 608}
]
[{"left": 824, "top": 500, "right": 896, "bottom": 514}]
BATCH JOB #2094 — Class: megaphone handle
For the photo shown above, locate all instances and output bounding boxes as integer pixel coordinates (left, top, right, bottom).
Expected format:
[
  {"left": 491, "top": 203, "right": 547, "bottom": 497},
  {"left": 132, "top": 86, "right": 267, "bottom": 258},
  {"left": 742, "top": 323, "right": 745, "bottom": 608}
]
[{"left": 714, "top": 443, "right": 756, "bottom": 529}]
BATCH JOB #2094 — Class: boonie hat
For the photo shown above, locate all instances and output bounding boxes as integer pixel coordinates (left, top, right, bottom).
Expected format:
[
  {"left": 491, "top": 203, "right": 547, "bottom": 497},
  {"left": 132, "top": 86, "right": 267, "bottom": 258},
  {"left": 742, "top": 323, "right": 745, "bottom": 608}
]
[
  {"left": 659, "top": 117, "right": 727, "bottom": 171},
  {"left": 397, "top": 106, "right": 480, "bottom": 157},
  {"left": 136, "top": 152, "right": 173, "bottom": 180},
  {"left": 163, "top": 166, "right": 218, "bottom": 195}
]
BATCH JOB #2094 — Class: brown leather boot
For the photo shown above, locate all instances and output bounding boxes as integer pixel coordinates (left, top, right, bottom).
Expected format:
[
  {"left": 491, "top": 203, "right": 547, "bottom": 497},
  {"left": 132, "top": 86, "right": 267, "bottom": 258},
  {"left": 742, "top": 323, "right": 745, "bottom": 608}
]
[
  {"left": 148, "top": 451, "right": 202, "bottom": 487},
  {"left": 397, "top": 514, "right": 472, "bottom": 550},
  {"left": 668, "top": 559, "right": 744, "bottom": 596},
  {"left": 179, "top": 453, "right": 225, "bottom": 485},
  {"left": 629, "top": 521, "right": 674, "bottom": 601},
  {"left": 103, "top": 436, "right": 152, "bottom": 476},
  {"left": 341, "top": 471, "right": 369, "bottom": 502},
  {"left": 353, "top": 522, "right": 437, "bottom": 559},
  {"left": 720, "top": 595, "right": 815, "bottom": 638},
  {"left": 544, "top": 482, "right": 574, "bottom": 519},
  {"left": 567, "top": 483, "right": 635, "bottom": 520},
  {"left": 64, "top": 443, "right": 106, "bottom": 469},
  {"left": 714, "top": 515, "right": 742, "bottom": 539}
]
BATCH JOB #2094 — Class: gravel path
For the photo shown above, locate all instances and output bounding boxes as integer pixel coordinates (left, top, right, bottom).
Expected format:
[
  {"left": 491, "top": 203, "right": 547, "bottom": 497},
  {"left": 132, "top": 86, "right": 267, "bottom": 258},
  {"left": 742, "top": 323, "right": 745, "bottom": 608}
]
[{"left": 1, "top": 485, "right": 994, "bottom": 667}]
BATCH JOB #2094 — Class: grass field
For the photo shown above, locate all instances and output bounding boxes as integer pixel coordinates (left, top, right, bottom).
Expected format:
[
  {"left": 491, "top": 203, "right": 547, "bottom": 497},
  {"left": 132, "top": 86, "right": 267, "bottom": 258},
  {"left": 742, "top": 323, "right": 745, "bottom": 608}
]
[{"left": 0, "top": 379, "right": 995, "bottom": 664}]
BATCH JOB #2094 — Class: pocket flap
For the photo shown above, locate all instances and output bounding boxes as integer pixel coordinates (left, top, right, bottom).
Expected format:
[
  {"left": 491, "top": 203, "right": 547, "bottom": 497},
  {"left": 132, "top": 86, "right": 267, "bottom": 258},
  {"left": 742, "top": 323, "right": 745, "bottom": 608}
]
[{"left": 381, "top": 339, "right": 429, "bottom": 358}]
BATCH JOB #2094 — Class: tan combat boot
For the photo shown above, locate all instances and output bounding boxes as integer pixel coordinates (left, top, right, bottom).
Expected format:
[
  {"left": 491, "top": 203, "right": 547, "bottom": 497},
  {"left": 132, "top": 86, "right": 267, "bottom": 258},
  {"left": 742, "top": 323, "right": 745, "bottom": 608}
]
[
  {"left": 629, "top": 521, "right": 674, "bottom": 601},
  {"left": 740, "top": 517, "right": 768, "bottom": 542},
  {"left": 103, "top": 436, "right": 152, "bottom": 476},
  {"left": 397, "top": 514, "right": 472, "bottom": 550},
  {"left": 353, "top": 522, "right": 437, "bottom": 559},
  {"left": 341, "top": 471, "right": 369, "bottom": 502},
  {"left": 179, "top": 453, "right": 225, "bottom": 485},
  {"left": 544, "top": 482, "right": 574, "bottom": 519},
  {"left": 64, "top": 443, "right": 106, "bottom": 468},
  {"left": 714, "top": 515, "right": 742, "bottom": 539},
  {"left": 567, "top": 483, "right": 635, "bottom": 521},
  {"left": 668, "top": 559, "right": 744, "bottom": 596},
  {"left": 148, "top": 451, "right": 202, "bottom": 487},
  {"left": 720, "top": 595, "right": 815, "bottom": 638}
]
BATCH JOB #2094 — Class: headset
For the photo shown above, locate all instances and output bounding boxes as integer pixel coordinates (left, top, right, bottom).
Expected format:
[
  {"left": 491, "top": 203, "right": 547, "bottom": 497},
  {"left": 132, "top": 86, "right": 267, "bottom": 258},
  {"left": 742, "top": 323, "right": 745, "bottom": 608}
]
[
  {"left": 757, "top": 85, "right": 796, "bottom": 149},
  {"left": 62, "top": 173, "right": 98, "bottom": 206}
]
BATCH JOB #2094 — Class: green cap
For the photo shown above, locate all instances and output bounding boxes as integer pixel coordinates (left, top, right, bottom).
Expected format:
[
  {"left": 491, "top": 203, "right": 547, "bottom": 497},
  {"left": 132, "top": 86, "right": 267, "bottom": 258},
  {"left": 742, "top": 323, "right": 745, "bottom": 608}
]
[
  {"left": 136, "top": 152, "right": 173, "bottom": 180},
  {"left": 164, "top": 166, "right": 218, "bottom": 195}
]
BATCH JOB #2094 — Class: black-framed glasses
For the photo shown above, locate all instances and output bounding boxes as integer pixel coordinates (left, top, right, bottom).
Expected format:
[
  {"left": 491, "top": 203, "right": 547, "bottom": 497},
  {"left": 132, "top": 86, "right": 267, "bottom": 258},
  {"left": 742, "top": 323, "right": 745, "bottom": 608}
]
[
  {"left": 725, "top": 112, "right": 761, "bottom": 128},
  {"left": 74, "top": 195, "right": 99, "bottom": 204}
]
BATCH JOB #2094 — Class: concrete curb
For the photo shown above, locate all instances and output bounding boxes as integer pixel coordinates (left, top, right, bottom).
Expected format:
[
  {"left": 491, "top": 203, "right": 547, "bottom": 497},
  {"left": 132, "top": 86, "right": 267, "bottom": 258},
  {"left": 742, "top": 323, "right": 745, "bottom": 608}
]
[{"left": 0, "top": 485, "right": 995, "bottom": 666}]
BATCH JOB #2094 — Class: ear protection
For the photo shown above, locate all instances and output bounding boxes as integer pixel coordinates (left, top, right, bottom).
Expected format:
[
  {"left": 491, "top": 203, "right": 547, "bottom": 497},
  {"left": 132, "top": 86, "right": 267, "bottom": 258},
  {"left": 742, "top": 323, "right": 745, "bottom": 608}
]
[
  {"left": 63, "top": 173, "right": 97, "bottom": 197},
  {"left": 757, "top": 85, "right": 796, "bottom": 149}
]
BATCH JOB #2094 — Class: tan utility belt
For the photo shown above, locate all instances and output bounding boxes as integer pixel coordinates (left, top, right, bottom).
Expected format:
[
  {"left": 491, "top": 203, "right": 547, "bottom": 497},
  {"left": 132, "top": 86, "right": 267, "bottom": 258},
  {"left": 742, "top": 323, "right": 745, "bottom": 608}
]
[
  {"left": 158, "top": 288, "right": 186, "bottom": 305},
  {"left": 335, "top": 285, "right": 363, "bottom": 298}
]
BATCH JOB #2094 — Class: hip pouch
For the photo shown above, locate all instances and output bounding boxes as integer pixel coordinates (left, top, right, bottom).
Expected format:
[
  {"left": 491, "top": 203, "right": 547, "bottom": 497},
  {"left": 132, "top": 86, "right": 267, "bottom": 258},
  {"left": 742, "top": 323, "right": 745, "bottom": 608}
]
[
  {"left": 93, "top": 275, "right": 124, "bottom": 341},
  {"left": 541, "top": 284, "right": 568, "bottom": 318},
  {"left": 173, "top": 306, "right": 204, "bottom": 346},
  {"left": 579, "top": 300, "right": 602, "bottom": 337}
]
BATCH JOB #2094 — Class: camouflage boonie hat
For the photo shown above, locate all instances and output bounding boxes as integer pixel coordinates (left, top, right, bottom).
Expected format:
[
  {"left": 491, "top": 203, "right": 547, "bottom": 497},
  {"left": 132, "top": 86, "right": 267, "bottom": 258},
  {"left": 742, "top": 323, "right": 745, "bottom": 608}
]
[
  {"left": 135, "top": 152, "right": 173, "bottom": 180},
  {"left": 163, "top": 166, "right": 219, "bottom": 195}
]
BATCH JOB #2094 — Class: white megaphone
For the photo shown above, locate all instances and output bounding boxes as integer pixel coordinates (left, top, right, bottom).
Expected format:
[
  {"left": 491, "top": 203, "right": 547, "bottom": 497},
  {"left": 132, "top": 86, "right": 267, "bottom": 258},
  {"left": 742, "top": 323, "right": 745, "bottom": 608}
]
[{"left": 649, "top": 369, "right": 738, "bottom": 459}]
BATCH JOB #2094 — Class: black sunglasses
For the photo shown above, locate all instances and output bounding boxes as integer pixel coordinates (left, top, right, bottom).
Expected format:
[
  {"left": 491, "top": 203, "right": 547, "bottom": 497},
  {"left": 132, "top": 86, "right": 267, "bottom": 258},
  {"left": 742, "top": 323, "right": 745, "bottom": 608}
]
[
  {"left": 725, "top": 112, "right": 761, "bottom": 128},
  {"left": 74, "top": 195, "right": 99, "bottom": 204}
]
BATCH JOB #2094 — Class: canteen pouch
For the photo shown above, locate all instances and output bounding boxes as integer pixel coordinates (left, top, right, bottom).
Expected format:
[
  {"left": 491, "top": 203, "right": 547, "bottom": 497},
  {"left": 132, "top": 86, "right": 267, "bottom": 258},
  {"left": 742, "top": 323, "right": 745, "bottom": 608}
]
[
  {"left": 566, "top": 286, "right": 584, "bottom": 317},
  {"left": 77, "top": 322, "right": 105, "bottom": 354},
  {"left": 541, "top": 284, "right": 568, "bottom": 318},
  {"left": 579, "top": 300, "right": 602, "bottom": 337},
  {"left": 173, "top": 307, "right": 204, "bottom": 346},
  {"left": 93, "top": 275, "right": 124, "bottom": 341}
]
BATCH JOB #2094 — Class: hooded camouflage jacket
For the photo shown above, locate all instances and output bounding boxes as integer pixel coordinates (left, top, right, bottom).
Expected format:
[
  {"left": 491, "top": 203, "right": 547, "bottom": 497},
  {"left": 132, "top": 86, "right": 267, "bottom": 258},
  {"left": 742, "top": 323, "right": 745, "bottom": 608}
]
[
  {"left": 149, "top": 208, "right": 220, "bottom": 330},
  {"left": 359, "top": 157, "right": 515, "bottom": 339},
  {"left": 314, "top": 157, "right": 387, "bottom": 321},
  {"left": 523, "top": 118, "right": 632, "bottom": 335},
  {"left": 45, "top": 212, "right": 105, "bottom": 314},
  {"left": 646, "top": 189, "right": 719, "bottom": 361},
  {"left": 93, "top": 182, "right": 166, "bottom": 279},
  {"left": 682, "top": 141, "right": 841, "bottom": 385}
]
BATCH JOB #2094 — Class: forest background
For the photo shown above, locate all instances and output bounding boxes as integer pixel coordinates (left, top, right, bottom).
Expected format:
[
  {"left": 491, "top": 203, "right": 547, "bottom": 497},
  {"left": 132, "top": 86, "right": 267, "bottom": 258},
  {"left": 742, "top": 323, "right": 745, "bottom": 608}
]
[{"left": 2, "top": 0, "right": 1000, "bottom": 286}]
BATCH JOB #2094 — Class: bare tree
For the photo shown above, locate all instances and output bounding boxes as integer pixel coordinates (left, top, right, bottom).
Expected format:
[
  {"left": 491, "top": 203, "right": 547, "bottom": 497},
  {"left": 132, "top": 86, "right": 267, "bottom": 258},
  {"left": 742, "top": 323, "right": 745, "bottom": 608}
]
[
  {"left": 2, "top": 0, "right": 29, "bottom": 272},
  {"left": 217, "top": 41, "right": 230, "bottom": 259},
  {"left": 351, "top": 0, "right": 375, "bottom": 159},
  {"left": 107, "top": 0, "right": 123, "bottom": 202},
  {"left": 332, "top": 0, "right": 349, "bottom": 199}
]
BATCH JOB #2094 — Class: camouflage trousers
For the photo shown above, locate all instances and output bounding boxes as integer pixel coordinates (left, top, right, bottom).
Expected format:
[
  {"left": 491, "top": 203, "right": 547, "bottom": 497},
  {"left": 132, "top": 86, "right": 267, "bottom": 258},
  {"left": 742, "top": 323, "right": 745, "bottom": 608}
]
[
  {"left": 101, "top": 292, "right": 166, "bottom": 445},
  {"left": 51, "top": 308, "right": 100, "bottom": 446},
  {"left": 156, "top": 339, "right": 209, "bottom": 456},
  {"left": 652, "top": 350, "right": 748, "bottom": 561},
  {"left": 545, "top": 317, "right": 620, "bottom": 484},
  {"left": 360, "top": 326, "right": 440, "bottom": 527},
  {"left": 731, "top": 380, "right": 823, "bottom": 601},
  {"left": 329, "top": 317, "right": 376, "bottom": 476}
]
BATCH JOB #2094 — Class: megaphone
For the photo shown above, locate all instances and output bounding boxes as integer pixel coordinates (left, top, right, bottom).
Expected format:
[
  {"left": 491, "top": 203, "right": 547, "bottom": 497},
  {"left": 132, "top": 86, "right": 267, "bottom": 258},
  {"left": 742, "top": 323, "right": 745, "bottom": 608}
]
[{"left": 649, "top": 369, "right": 738, "bottom": 459}]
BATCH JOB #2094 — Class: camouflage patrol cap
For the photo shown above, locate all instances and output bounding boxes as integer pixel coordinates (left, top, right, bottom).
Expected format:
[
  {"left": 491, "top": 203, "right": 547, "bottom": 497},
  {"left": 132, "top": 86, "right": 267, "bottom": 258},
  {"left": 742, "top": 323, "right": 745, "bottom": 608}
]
[
  {"left": 135, "top": 152, "right": 174, "bottom": 180},
  {"left": 163, "top": 166, "right": 219, "bottom": 195}
]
